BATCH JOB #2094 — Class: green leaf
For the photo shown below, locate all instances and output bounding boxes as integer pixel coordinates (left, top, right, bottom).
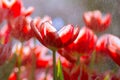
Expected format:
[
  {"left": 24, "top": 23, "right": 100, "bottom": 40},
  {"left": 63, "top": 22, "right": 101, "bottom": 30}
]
[
  {"left": 57, "top": 58, "right": 64, "bottom": 80},
  {"left": 90, "top": 50, "right": 96, "bottom": 70},
  {"left": 0, "top": 54, "right": 17, "bottom": 80}
]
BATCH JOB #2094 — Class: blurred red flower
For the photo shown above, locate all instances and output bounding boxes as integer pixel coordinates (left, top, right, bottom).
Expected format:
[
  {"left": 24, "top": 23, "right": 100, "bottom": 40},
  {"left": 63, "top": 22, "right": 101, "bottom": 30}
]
[
  {"left": 106, "top": 34, "right": 120, "bottom": 66},
  {"left": 1, "top": 0, "right": 22, "bottom": 18},
  {"left": 9, "top": 16, "right": 34, "bottom": 41},
  {"left": 83, "top": 10, "right": 111, "bottom": 32},
  {"left": 96, "top": 34, "right": 120, "bottom": 66},
  {"left": 58, "top": 27, "right": 97, "bottom": 63}
]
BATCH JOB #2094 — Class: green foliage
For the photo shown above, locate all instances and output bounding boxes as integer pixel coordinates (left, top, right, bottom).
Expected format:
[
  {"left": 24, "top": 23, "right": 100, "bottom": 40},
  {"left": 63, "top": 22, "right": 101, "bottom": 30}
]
[
  {"left": 0, "top": 54, "right": 17, "bottom": 80},
  {"left": 57, "top": 59, "right": 64, "bottom": 80}
]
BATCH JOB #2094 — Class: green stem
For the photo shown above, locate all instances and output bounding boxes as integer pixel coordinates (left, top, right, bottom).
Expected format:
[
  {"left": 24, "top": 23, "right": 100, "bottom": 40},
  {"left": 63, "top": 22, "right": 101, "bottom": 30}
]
[
  {"left": 90, "top": 50, "right": 96, "bottom": 70},
  {"left": 17, "top": 42, "right": 23, "bottom": 80},
  {"left": 53, "top": 50, "right": 57, "bottom": 80},
  {"left": 17, "top": 55, "right": 21, "bottom": 80}
]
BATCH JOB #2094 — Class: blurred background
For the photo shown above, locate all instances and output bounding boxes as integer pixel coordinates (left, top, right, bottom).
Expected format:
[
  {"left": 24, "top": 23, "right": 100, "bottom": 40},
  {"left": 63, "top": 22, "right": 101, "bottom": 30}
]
[{"left": 24, "top": 0, "right": 120, "bottom": 36}]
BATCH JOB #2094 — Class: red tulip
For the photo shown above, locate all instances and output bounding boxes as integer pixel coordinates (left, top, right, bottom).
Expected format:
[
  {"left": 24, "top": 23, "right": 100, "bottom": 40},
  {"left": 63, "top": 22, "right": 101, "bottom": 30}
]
[
  {"left": 96, "top": 34, "right": 109, "bottom": 55},
  {"left": 1, "top": 3, "right": 34, "bottom": 42},
  {"left": 106, "top": 34, "right": 120, "bottom": 66},
  {"left": 58, "top": 27, "right": 96, "bottom": 63},
  {"left": 9, "top": 16, "right": 34, "bottom": 41},
  {"left": 30, "top": 17, "right": 80, "bottom": 50},
  {"left": 96, "top": 34, "right": 120, "bottom": 66},
  {"left": 73, "top": 27, "right": 97, "bottom": 54},
  {"left": 83, "top": 10, "right": 111, "bottom": 32},
  {"left": 2, "top": 0, "right": 22, "bottom": 18}
]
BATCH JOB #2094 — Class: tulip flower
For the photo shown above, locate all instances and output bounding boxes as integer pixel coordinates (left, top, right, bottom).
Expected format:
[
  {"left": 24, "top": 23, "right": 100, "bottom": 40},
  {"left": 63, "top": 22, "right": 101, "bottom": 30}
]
[
  {"left": 9, "top": 16, "right": 34, "bottom": 41},
  {"left": 83, "top": 10, "right": 111, "bottom": 32},
  {"left": 106, "top": 34, "right": 120, "bottom": 66},
  {"left": 58, "top": 27, "right": 97, "bottom": 63},
  {"left": 30, "top": 17, "right": 80, "bottom": 50},
  {"left": 96, "top": 34, "right": 109, "bottom": 55},
  {"left": 96, "top": 34, "right": 120, "bottom": 66},
  {"left": 73, "top": 27, "right": 97, "bottom": 54},
  {"left": 1, "top": 0, "right": 22, "bottom": 18},
  {"left": 30, "top": 17, "right": 80, "bottom": 80}
]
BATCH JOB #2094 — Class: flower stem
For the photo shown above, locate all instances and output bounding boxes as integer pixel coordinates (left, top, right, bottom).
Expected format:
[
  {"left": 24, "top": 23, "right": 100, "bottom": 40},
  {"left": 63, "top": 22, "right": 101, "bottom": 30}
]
[
  {"left": 90, "top": 50, "right": 96, "bottom": 70},
  {"left": 17, "top": 55, "right": 21, "bottom": 80},
  {"left": 53, "top": 50, "right": 57, "bottom": 80}
]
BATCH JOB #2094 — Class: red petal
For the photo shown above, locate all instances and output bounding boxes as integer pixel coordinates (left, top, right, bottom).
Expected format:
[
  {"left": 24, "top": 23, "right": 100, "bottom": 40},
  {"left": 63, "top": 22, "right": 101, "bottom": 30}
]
[
  {"left": 30, "top": 21, "right": 44, "bottom": 44},
  {"left": 40, "top": 22, "right": 57, "bottom": 39},
  {"left": 22, "top": 7, "right": 34, "bottom": 17},
  {"left": 102, "top": 14, "right": 111, "bottom": 27},
  {"left": 39, "top": 22, "right": 61, "bottom": 48},
  {"left": 2, "top": 0, "right": 22, "bottom": 17},
  {"left": 74, "top": 27, "right": 96, "bottom": 54},
  {"left": 58, "top": 24, "right": 74, "bottom": 45},
  {"left": 83, "top": 12, "right": 92, "bottom": 24},
  {"left": 107, "top": 35, "right": 120, "bottom": 66},
  {"left": 64, "top": 26, "right": 80, "bottom": 47}
]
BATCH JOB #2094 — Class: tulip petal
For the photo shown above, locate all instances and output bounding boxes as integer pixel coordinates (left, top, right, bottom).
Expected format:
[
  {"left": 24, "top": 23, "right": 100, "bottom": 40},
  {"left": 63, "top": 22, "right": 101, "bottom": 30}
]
[
  {"left": 58, "top": 25, "right": 74, "bottom": 45},
  {"left": 107, "top": 35, "right": 120, "bottom": 66},
  {"left": 40, "top": 22, "right": 57, "bottom": 39},
  {"left": 39, "top": 22, "right": 61, "bottom": 48},
  {"left": 83, "top": 12, "right": 92, "bottom": 24},
  {"left": 102, "top": 14, "right": 111, "bottom": 27},
  {"left": 74, "top": 27, "right": 96, "bottom": 54},
  {"left": 72, "top": 26, "right": 80, "bottom": 41},
  {"left": 2, "top": 0, "right": 22, "bottom": 17},
  {"left": 83, "top": 10, "right": 111, "bottom": 32},
  {"left": 64, "top": 26, "right": 80, "bottom": 47},
  {"left": 22, "top": 7, "right": 34, "bottom": 17},
  {"left": 30, "top": 21, "right": 44, "bottom": 44}
]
